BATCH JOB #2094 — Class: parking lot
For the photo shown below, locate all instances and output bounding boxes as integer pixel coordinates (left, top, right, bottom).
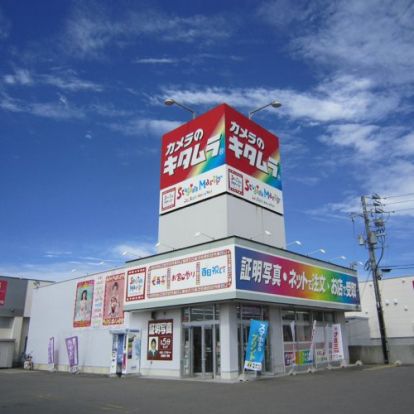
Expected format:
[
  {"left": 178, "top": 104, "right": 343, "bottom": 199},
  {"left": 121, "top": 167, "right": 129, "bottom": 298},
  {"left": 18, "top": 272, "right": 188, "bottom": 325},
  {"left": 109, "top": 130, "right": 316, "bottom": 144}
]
[{"left": 1, "top": 365, "right": 413, "bottom": 414}]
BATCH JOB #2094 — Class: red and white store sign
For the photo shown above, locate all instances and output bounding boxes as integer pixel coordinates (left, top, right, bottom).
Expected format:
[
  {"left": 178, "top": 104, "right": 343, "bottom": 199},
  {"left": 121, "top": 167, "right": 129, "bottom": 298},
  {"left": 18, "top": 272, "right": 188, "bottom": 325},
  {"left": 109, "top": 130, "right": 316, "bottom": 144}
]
[{"left": 159, "top": 104, "right": 283, "bottom": 214}]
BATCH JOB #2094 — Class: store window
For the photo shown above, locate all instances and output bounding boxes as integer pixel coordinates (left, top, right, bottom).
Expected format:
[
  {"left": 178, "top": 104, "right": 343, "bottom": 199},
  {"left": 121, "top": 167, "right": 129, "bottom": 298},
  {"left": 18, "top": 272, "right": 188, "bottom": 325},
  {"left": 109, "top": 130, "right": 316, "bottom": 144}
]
[
  {"left": 182, "top": 304, "right": 219, "bottom": 323},
  {"left": 282, "top": 309, "right": 338, "bottom": 370}
]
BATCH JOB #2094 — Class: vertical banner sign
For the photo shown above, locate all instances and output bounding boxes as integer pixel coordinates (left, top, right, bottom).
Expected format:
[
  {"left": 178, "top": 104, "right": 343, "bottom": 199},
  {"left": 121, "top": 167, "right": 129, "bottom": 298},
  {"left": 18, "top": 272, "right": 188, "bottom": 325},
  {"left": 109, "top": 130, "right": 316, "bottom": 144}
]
[
  {"left": 309, "top": 320, "right": 317, "bottom": 362},
  {"left": 147, "top": 320, "right": 173, "bottom": 361},
  {"left": 48, "top": 337, "right": 55, "bottom": 365},
  {"left": 0, "top": 279, "right": 8, "bottom": 306},
  {"left": 73, "top": 280, "right": 94, "bottom": 328},
  {"left": 290, "top": 320, "right": 296, "bottom": 365},
  {"left": 65, "top": 336, "right": 79, "bottom": 372},
  {"left": 244, "top": 319, "right": 269, "bottom": 371},
  {"left": 331, "top": 324, "right": 344, "bottom": 361},
  {"left": 91, "top": 275, "right": 105, "bottom": 328}
]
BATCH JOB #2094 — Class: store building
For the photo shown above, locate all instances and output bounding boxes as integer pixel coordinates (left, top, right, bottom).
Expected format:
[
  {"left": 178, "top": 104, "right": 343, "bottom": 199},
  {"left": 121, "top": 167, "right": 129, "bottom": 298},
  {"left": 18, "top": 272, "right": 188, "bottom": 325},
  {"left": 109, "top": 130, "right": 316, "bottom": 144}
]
[
  {"left": 27, "top": 104, "right": 360, "bottom": 379},
  {"left": 0, "top": 275, "right": 52, "bottom": 367},
  {"left": 346, "top": 275, "right": 414, "bottom": 364}
]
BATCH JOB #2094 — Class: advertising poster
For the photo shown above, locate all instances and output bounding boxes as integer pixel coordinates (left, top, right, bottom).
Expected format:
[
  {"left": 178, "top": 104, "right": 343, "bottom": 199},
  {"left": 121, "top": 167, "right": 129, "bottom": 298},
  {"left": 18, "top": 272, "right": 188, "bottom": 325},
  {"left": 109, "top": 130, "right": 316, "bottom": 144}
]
[
  {"left": 284, "top": 350, "right": 313, "bottom": 366},
  {"left": 296, "top": 349, "right": 313, "bottom": 365},
  {"left": 284, "top": 351, "right": 295, "bottom": 367},
  {"left": 236, "top": 247, "right": 360, "bottom": 306},
  {"left": 244, "top": 319, "right": 269, "bottom": 371},
  {"left": 126, "top": 267, "right": 146, "bottom": 302},
  {"left": 160, "top": 105, "right": 226, "bottom": 214},
  {"left": 48, "top": 337, "right": 55, "bottom": 365},
  {"left": 73, "top": 280, "right": 94, "bottom": 328},
  {"left": 0, "top": 279, "right": 8, "bottom": 306},
  {"left": 225, "top": 105, "right": 283, "bottom": 214},
  {"left": 65, "top": 336, "right": 78, "bottom": 370},
  {"left": 331, "top": 324, "right": 345, "bottom": 361},
  {"left": 147, "top": 249, "right": 232, "bottom": 299},
  {"left": 91, "top": 275, "right": 105, "bottom": 328},
  {"left": 147, "top": 320, "right": 173, "bottom": 361},
  {"left": 103, "top": 273, "right": 125, "bottom": 326}
]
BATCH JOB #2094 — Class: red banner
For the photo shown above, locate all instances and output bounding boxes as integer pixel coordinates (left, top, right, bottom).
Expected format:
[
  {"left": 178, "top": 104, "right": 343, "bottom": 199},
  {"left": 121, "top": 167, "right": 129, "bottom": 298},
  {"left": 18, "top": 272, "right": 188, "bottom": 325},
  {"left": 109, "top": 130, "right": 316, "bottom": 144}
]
[{"left": 0, "top": 279, "right": 8, "bottom": 306}]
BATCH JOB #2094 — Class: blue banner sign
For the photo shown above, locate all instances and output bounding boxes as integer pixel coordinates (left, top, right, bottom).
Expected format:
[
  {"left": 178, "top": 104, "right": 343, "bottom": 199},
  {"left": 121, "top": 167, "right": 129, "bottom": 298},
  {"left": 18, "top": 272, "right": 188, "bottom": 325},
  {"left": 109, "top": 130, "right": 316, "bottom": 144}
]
[{"left": 244, "top": 319, "right": 269, "bottom": 371}]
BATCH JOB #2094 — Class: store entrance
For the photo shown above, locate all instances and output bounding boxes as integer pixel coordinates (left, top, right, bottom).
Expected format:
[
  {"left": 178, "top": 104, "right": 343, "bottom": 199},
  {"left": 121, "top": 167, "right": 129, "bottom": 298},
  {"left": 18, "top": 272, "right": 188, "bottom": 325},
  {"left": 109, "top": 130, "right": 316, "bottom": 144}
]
[
  {"left": 183, "top": 324, "right": 219, "bottom": 378},
  {"left": 192, "top": 326, "right": 213, "bottom": 375}
]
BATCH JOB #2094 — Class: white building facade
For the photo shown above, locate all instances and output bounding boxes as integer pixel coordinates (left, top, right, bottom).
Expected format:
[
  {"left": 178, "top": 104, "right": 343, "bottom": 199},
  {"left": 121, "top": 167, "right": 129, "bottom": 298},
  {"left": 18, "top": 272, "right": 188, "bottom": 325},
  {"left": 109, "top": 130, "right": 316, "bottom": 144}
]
[
  {"left": 346, "top": 275, "right": 414, "bottom": 363},
  {"left": 28, "top": 104, "right": 360, "bottom": 379}
]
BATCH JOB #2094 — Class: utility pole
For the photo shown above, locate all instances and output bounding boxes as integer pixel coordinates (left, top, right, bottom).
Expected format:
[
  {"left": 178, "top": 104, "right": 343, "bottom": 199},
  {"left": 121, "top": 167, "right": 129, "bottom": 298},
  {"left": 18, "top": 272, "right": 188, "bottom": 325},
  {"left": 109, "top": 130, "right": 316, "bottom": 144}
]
[{"left": 361, "top": 195, "right": 389, "bottom": 364}]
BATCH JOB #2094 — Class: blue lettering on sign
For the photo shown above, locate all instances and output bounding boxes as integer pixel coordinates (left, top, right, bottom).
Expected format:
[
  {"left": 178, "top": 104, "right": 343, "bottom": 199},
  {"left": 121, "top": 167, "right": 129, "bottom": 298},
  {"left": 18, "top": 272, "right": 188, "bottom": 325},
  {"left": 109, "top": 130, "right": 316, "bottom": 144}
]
[{"left": 201, "top": 265, "right": 226, "bottom": 277}]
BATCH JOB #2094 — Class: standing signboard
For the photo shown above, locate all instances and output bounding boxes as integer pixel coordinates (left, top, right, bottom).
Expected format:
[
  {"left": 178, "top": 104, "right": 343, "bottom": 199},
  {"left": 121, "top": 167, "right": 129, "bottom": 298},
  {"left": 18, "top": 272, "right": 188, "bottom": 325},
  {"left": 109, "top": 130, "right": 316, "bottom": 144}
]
[
  {"left": 48, "top": 337, "right": 55, "bottom": 366},
  {"left": 65, "top": 336, "right": 79, "bottom": 373},
  {"left": 331, "top": 324, "right": 345, "bottom": 361}
]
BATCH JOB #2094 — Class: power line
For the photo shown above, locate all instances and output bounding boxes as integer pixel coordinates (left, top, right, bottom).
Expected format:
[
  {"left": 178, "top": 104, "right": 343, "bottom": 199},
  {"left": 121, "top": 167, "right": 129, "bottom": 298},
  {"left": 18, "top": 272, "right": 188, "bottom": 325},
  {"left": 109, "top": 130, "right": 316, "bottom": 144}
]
[
  {"left": 385, "top": 207, "right": 414, "bottom": 213},
  {"left": 382, "top": 192, "right": 414, "bottom": 199},
  {"left": 383, "top": 199, "right": 414, "bottom": 206}
]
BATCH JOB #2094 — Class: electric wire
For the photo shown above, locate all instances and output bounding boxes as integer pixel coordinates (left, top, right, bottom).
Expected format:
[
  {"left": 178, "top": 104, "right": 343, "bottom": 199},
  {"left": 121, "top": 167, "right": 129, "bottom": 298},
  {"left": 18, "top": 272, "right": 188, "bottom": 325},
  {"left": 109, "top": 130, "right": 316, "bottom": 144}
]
[{"left": 382, "top": 192, "right": 414, "bottom": 199}]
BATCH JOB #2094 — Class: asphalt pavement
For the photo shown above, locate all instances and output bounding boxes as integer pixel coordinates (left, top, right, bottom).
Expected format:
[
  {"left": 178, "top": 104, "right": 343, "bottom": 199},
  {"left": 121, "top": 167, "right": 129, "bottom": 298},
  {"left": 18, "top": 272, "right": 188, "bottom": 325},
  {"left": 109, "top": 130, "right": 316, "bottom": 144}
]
[{"left": 1, "top": 365, "right": 413, "bottom": 414}]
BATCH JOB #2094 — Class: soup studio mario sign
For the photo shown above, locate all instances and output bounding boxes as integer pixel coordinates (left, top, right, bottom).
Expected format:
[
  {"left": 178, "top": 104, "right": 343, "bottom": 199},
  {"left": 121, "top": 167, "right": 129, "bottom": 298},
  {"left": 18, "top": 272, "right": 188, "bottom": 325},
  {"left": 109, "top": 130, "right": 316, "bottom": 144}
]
[{"left": 159, "top": 104, "right": 283, "bottom": 215}]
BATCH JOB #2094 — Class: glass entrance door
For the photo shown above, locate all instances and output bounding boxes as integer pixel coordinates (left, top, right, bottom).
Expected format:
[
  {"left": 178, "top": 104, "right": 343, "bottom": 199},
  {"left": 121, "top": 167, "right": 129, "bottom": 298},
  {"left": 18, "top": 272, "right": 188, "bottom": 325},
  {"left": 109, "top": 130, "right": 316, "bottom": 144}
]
[
  {"left": 192, "top": 326, "right": 214, "bottom": 377},
  {"left": 183, "top": 325, "right": 218, "bottom": 378}
]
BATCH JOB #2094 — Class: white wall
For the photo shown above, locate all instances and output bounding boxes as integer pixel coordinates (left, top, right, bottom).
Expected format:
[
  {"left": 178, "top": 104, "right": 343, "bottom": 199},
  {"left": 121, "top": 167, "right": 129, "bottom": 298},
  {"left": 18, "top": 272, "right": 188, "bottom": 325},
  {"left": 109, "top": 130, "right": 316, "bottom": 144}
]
[
  {"left": 27, "top": 277, "right": 123, "bottom": 373},
  {"left": 129, "top": 308, "right": 182, "bottom": 377},
  {"left": 158, "top": 193, "right": 286, "bottom": 252},
  {"left": 347, "top": 276, "right": 414, "bottom": 339}
]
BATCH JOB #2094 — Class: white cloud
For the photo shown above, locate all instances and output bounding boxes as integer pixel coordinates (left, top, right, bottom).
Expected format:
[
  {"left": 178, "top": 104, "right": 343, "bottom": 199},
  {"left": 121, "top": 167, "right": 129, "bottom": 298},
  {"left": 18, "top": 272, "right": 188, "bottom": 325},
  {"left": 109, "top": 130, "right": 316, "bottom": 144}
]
[
  {"left": 2, "top": 68, "right": 103, "bottom": 92},
  {"left": 88, "top": 103, "right": 133, "bottom": 118},
  {"left": 158, "top": 75, "right": 400, "bottom": 123},
  {"left": 320, "top": 124, "right": 381, "bottom": 157},
  {"left": 112, "top": 242, "right": 155, "bottom": 260},
  {"left": 108, "top": 118, "right": 181, "bottom": 137},
  {"left": 3, "top": 69, "right": 33, "bottom": 85},
  {"left": 0, "top": 93, "right": 24, "bottom": 112},
  {"left": 64, "top": 5, "right": 234, "bottom": 58},
  {"left": 393, "top": 133, "right": 414, "bottom": 157},
  {"left": 257, "top": 0, "right": 324, "bottom": 29},
  {"left": 262, "top": 0, "right": 414, "bottom": 86},
  {"left": 135, "top": 57, "right": 178, "bottom": 64},
  {"left": 0, "top": 92, "right": 84, "bottom": 120},
  {"left": 0, "top": 8, "right": 11, "bottom": 40},
  {"left": 30, "top": 101, "right": 84, "bottom": 120},
  {"left": 41, "top": 73, "right": 103, "bottom": 92}
]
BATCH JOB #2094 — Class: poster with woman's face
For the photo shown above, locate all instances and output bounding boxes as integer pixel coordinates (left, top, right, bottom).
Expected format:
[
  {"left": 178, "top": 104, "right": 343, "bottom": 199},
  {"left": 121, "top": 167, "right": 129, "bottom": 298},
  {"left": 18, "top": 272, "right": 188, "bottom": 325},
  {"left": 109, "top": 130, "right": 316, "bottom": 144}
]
[
  {"left": 73, "top": 280, "right": 94, "bottom": 328},
  {"left": 103, "top": 273, "right": 125, "bottom": 326}
]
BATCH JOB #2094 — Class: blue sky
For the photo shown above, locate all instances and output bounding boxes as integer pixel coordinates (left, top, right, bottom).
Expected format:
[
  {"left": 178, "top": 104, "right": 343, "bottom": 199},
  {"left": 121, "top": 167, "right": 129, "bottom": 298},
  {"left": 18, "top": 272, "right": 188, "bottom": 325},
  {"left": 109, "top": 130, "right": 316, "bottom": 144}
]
[{"left": 1, "top": 0, "right": 413, "bottom": 281}]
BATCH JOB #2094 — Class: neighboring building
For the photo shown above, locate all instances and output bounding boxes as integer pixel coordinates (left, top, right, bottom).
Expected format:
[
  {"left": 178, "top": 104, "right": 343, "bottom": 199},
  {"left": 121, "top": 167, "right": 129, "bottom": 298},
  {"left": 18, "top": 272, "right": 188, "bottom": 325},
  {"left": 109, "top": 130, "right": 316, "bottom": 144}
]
[
  {"left": 27, "top": 104, "right": 360, "bottom": 379},
  {"left": 0, "top": 276, "right": 52, "bottom": 367},
  {"left": 346, "top": 275, "right": 414, "bottom": 364}
]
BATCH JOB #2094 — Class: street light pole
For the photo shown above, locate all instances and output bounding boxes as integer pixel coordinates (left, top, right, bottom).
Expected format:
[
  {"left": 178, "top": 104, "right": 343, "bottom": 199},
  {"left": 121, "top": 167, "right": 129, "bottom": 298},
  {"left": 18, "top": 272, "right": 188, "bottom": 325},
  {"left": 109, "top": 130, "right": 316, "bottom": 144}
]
[
  {"left": 361, "top": 195, "right": 389, "bottom": 364},
  {"left": 248, "top": 100, "right": 282, "bottom": 119}
]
